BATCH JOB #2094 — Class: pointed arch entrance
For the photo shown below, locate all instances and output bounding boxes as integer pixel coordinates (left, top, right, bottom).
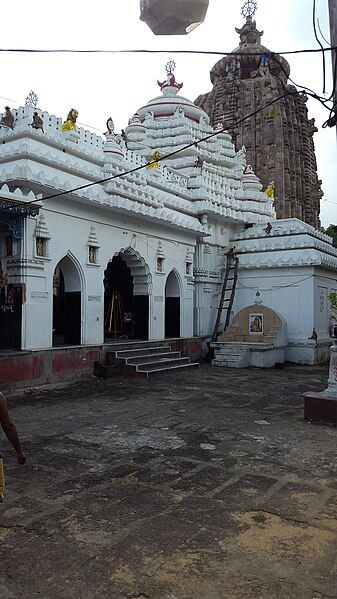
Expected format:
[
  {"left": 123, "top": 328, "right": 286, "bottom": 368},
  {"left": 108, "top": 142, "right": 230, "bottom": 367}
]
[
  {"left": 104, "top": 248, "right": 151, "bottom": 340},
  {"left": 52, "top": 255, "right": 82, "bottom": 345},
  {"left": 165, "top": 270, "right": 181, "bottom": 338},
  {"left": 0, "top": 222, "right": 22, "bottom": 350}
]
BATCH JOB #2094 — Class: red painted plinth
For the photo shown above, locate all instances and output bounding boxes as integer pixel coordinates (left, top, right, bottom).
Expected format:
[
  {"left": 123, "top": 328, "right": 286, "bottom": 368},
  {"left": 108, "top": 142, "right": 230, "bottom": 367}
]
[{"left": 304, "top": 391, "right": 337, "bottom": 424}]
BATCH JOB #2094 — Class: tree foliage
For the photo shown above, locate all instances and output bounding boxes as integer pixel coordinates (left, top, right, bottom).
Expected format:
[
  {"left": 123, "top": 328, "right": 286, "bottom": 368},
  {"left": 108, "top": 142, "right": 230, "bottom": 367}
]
[{"left": 323, "top": 224, "right": 337, "bottom": 247}]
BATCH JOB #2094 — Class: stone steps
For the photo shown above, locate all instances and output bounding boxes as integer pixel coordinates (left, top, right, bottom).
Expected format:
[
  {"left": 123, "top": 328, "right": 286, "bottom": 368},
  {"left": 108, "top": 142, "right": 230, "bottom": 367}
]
[
  {"left": 212, "top": 347, "right": 250, "bottom": 368},
  {"left": 111, "top": 346, "right": 170, "bottom": 361},
  {"left": 125, "top": 351, "right": 181, "bottom": 365},
  {"left": 95, "top": 342, "right": 199, "bottom": 378}
]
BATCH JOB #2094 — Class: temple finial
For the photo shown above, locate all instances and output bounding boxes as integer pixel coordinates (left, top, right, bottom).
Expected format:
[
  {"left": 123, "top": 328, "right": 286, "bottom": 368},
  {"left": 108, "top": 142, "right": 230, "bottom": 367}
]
[{"left": 241, "top": 0, "right": 258, "bottom": 20}]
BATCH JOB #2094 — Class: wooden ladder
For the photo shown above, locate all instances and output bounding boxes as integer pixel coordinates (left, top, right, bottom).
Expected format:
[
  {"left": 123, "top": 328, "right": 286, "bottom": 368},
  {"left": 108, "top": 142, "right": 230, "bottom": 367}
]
[{"left": 211, "top": 256, "right": 239, "bottom": 343}]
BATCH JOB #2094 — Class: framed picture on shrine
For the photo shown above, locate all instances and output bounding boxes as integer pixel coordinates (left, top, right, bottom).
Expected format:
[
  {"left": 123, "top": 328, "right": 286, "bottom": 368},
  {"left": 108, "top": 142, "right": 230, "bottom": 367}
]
[{"left": 248, "top": 313, "right": 264, "bottom": 335}]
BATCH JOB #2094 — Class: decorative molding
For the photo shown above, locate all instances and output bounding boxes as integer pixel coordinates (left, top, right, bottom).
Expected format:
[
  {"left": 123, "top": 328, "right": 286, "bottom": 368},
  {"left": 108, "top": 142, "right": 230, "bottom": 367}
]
[
  {"left": 34, "top": 212, "right": 51, "bottom": 239},
  {"left": 87, "top": 225, "right": 100, "bottom": 248}
]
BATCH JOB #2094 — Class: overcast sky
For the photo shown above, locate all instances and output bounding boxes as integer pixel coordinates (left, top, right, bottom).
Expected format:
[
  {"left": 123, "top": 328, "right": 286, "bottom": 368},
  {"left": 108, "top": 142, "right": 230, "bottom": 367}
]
[{"left": 1, "top": 0, "right": 336, "bottom": 226}]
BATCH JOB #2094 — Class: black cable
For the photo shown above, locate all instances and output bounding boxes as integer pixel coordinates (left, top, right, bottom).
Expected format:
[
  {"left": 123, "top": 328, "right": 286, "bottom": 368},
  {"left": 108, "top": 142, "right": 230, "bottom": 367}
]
[
  {"left": 317, "top": 17, "right": 331, "bottom": 47},
  {"left": 4, "top": 89, "right": 298, "bottom": 213},
  {"left": 312, "top": 0, "right": 326, "bottom": 94},
  {"left": 269, "top": 51, "right": 335, "bottom": 113},
  {"left": 0, "top": 46, "right": 335, "bottom": 57}
]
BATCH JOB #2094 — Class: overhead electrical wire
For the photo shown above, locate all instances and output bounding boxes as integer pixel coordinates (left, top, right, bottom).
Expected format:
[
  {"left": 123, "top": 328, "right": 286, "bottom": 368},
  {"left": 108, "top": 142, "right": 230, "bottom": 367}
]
[
  {"left": 0, "top": 46, "right": 335, "bottom": 57},
  {"left": 313, "top": 0, "right": 327, "bottom": 94}
]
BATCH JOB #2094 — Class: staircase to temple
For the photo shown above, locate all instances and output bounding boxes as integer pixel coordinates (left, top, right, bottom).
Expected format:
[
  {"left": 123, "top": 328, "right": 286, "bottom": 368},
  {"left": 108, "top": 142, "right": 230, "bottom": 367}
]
[{"left": 94, "top": 340, "right": 199, "bottom": 379}]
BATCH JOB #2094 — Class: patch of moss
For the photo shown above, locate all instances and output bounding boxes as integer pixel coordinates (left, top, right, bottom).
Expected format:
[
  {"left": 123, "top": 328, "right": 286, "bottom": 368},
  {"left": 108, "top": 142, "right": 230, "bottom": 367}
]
[{"left": 252, "top": 512, "right": 267, "bottom": 524}]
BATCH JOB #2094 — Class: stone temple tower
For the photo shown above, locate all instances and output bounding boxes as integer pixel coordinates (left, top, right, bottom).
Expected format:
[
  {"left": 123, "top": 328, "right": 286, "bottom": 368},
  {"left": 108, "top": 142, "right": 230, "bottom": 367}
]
[{"left": 195, "top": 5, "right": 323, "bottom": 228}]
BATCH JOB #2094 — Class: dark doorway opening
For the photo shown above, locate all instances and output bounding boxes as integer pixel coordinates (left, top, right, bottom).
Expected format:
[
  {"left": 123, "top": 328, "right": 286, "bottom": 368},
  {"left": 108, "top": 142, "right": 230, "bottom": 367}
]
[
  {"left": 0, "top": 284, "right": 22, "bottom": 350},
  {"left": 104, "top": 255, "right": 148, "bottom": 340},
  {"left": 0, "top": 226, "right": 22, "bottom": 350},
  {"left": 53, "top": 259, "right": 81, "bottom": 346},
  {"left": 165, "top": 271, "right": 181, "bottom": 338}
]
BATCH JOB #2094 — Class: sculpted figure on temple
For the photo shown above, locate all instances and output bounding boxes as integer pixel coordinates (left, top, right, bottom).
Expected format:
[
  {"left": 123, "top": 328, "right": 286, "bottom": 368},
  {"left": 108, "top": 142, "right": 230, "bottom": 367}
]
[
  {"left": 147, "top": 150, "right": 161, "bottom": 169},
  {"left": 0, "top": 107, "right": 14, "bottom": 129},
  {"left": 234, "top": 145, "right": 246, "bottom": 176},
  {"left": 128, "top": 112, "right": 141, "bottom": 126},
  {"left": 175, "top": 106, "right": 185, "bottom": 116},
  {"left": 106, "top": 117, "right": 114, "bottom": 135},
  {"left": 263, "top": 222, "right": 273, "bottom": 235},
  {"left": 30, "top": 112, "right": 44, "bottom": 132},
  {"left": 264, "top": 182, "right": 275, "bottom": 199},
  {"left": 252, "top": 52, "right": 270, "bottom": 78},
  {"left": 195, "top": 156, "right": 204, "bottom": 170},
  {"left": 308, "top": 118, "right": 318, "bottom": 136},
  {"left": 61, "top": 109, "right": 79, "bottom": 132}
]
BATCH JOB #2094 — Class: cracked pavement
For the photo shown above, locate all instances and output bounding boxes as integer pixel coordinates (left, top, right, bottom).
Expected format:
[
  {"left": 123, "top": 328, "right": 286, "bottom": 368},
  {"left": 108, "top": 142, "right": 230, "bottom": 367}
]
[{"left": 1, "top": 364, "right": 337, "bottom": 599}]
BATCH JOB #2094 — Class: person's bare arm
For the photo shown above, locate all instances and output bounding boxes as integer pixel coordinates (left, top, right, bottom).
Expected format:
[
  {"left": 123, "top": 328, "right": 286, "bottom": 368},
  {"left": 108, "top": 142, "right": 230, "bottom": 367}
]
[{"left": 0, "top": 392, "right": 26, "bottom": 464}]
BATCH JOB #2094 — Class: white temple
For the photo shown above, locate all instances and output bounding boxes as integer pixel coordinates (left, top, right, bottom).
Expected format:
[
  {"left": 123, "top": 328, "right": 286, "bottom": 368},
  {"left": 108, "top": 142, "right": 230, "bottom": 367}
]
[{"left": 0, "top": 67, "right": 336, "bottom": 371}]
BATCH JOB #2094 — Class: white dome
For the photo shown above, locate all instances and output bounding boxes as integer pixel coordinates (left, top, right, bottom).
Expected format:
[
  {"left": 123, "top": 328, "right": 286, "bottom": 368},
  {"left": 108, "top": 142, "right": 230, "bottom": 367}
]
[{"left": 136, "top": 80, "right": 210, "bottom": 125}]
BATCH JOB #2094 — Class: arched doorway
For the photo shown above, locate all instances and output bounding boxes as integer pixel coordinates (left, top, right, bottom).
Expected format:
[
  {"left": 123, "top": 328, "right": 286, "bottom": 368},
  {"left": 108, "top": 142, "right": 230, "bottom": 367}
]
[
  {"left": 104, "top": 249, "right": 150, "bottom": 340},
  {"left": 0, "top": 223, "right": 22, "bottom": 350},
  {"left": 53, "top": 256, "right": 82, "bottom": 345},
  {"left": 165, "top": 270, "right": 181, "bottom": 338}
]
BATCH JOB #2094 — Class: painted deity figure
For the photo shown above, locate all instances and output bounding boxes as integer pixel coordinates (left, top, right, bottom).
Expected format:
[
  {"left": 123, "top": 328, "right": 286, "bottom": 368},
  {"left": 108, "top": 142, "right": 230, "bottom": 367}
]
[
  {"left": 250, "top": 316, "right": 263, "bottom": 333},
  {"left": 61, "top": 109, "right": 79, "bottom": 132},
  {"left": 0, "top": 107, "right": 14, "bottom": 129}
]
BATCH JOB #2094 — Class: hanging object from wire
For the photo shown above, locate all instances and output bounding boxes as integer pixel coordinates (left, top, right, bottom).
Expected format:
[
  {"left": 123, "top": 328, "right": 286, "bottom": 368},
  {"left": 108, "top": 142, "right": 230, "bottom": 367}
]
[{"left": 140, "top": 0, "right": 209, "bottom": 35}]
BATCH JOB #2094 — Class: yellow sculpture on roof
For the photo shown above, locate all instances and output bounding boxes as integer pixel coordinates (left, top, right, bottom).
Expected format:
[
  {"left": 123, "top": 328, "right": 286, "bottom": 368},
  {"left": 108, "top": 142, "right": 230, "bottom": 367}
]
[
  {"left": 147, "top": 151, "right": 161, "bottom": 169},
  {"left": 264, "top": 181, "right": 275, "bottom": 199},
  {"left": 61, "top": 109, "right": 79, "bottom": 132}
]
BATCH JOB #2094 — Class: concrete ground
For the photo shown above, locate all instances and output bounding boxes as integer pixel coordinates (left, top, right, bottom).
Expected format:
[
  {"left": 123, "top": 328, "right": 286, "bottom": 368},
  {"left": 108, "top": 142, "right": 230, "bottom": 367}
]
[{"left": 1, "top": 363, "right": 337, "bottom": 599}]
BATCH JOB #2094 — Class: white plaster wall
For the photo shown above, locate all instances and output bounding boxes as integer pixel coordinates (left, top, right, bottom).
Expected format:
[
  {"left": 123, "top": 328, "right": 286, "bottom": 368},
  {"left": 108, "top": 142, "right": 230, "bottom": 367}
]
[
  {"left": 234, "top": 266, "right": 314, "bottom": 338},
  {"left": 232, "top": 265, "right": 337, "bottom": 364},
  {"left": 313, "top": 270, "right": 337, "bottom": 336},
  {"left": 19, "top": 200, "right": 197, "bottom": 350}
]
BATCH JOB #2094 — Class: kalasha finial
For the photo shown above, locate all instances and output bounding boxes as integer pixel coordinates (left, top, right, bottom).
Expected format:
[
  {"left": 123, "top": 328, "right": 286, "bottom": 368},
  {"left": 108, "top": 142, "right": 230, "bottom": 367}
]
[
  {"left": 241, "top": 0, "right": 257, "bottom": 19},
  {"left": 25, "top": 90, "right": 39, "bottom": 108},
  {"left": 157, "top": 59, "right": 183, "bottom": 92}
]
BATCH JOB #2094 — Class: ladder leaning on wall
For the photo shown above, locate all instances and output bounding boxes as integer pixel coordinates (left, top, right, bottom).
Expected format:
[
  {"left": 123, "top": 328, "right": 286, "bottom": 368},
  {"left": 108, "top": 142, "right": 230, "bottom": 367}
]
[{"left": 211, "top": 255, "right": 239, "bottom": 343}]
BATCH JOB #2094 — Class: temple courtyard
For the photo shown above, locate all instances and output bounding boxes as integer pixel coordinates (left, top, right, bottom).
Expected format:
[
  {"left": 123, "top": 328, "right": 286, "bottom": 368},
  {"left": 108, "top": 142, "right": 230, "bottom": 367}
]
[{"left": 1, "top": 364, "right": 337, "bottom": 599}]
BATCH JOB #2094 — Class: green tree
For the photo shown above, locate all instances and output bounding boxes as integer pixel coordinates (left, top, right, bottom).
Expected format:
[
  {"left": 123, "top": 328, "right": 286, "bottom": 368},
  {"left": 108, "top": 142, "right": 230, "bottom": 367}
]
[{"left": 323, "top": 224, "right": 337, "bottom": 247}]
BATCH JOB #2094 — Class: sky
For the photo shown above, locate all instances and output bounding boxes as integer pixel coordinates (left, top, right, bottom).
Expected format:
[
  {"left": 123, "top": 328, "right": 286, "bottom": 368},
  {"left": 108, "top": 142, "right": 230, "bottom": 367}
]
[{"left": 1, "top": 0, "right": 336, "bottom": 226}]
